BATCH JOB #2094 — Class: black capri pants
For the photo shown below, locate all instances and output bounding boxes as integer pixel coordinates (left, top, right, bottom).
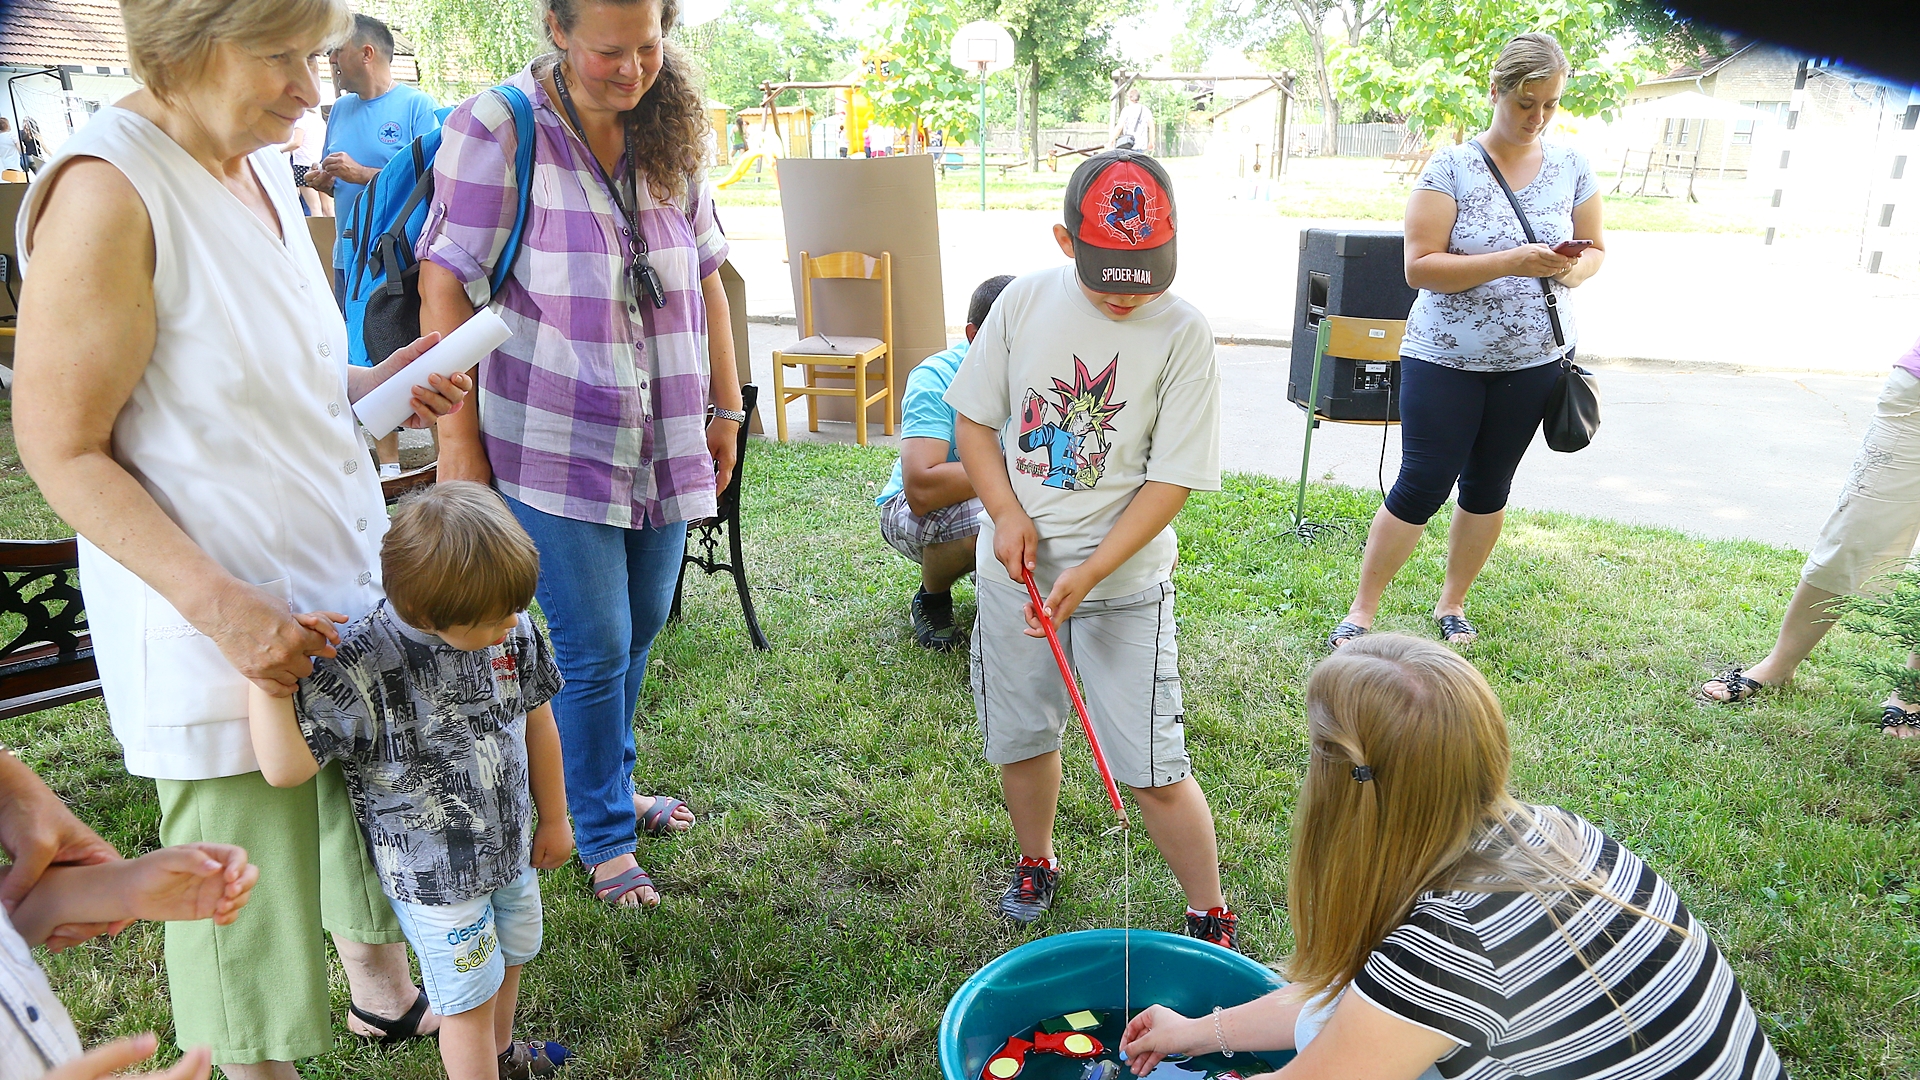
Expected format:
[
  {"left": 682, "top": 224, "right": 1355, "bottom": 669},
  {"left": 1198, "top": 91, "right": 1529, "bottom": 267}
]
[{"left": 1384, "top": 355, "right": 1564, "bottom": 526}]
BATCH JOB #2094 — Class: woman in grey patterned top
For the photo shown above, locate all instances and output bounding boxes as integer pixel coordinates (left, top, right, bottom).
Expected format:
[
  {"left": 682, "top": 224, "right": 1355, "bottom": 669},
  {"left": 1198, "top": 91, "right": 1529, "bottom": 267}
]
[{"left": 1328, "top": 33, "right": 1605, "bottom": 653}]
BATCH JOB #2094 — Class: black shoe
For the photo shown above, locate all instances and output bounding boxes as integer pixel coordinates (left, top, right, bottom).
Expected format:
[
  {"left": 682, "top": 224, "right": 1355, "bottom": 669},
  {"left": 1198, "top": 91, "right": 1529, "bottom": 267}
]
[
  {"left": 999, "top": 858, "right": 1061, "bottom": 924},
  {"left": 1184, "top": 906, "right": 1239, "bottom": 952},
  {"left": 911, "top": 589, "right": 966, "bottom": 651}
]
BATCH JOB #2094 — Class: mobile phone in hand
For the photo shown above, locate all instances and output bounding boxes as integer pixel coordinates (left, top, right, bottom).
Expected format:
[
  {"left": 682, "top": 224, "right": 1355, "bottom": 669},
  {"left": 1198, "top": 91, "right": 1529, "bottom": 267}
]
[{"left": 1553, "top": 240, "right": 1594, "bottom": 257}]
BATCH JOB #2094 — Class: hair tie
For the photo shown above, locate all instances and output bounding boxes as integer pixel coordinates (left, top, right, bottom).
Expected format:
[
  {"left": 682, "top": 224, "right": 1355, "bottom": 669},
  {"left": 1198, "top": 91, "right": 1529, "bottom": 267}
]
[{"left": 1351, "top": 765, "right": 1374, "bottom": 783}]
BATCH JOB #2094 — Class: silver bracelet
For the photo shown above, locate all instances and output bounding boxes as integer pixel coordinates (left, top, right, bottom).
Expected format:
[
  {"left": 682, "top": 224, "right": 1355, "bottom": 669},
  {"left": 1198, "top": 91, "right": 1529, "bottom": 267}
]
[
  {"left": 1212, "top": 1005, "right": 1234, "bottom": 1058},
  {"left": 710, "top": 406, "right": 747, "bottom": 424}
]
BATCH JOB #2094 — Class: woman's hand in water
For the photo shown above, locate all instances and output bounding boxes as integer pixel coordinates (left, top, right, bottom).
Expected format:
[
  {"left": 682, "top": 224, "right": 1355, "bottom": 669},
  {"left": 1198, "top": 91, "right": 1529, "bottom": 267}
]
[{"left": 1119, "top": 1005, "right": 1205, "bottom": 1075}]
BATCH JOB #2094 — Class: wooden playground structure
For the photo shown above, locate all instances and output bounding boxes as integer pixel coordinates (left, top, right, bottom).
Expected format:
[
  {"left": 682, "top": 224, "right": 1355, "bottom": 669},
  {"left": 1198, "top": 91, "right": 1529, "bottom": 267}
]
[{"left": 1611, "top": 147, "right": 1703, "bottom": 202}]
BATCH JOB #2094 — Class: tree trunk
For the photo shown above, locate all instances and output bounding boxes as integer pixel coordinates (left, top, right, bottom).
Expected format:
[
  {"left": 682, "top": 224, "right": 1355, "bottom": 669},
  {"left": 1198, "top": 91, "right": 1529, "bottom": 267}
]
[
  {"left": 1289, "top": 0, "right": 1339, "bottom": 156},
  {"left": 1029, "top": 53, "right": 1041, "bottom": 171}
]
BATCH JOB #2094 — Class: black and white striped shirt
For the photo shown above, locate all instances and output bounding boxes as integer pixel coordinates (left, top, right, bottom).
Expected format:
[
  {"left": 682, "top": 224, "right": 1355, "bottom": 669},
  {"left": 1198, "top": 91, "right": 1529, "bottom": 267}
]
[{"left": 1351, "top": 807, "right": 1782, "bottom": 1079}]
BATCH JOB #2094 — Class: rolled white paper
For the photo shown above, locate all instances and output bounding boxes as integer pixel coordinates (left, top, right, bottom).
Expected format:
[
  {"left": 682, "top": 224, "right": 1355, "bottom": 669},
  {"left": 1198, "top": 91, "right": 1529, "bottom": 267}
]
[{"left": 351, "top": 309, "right": 511, "bottom": 438}]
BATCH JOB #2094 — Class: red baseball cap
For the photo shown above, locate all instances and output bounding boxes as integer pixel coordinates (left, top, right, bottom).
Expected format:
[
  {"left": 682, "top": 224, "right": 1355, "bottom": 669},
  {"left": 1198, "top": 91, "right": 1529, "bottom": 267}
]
[{"left": 1062, "top": 150, "right": 1177, "bottom": 295}]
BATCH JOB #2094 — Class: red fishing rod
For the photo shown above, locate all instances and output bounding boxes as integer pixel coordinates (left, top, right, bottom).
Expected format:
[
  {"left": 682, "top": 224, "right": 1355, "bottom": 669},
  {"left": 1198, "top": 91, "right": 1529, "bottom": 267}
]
[{"left": 1023, "top": 566, "right": 1129, "bottom": 827}]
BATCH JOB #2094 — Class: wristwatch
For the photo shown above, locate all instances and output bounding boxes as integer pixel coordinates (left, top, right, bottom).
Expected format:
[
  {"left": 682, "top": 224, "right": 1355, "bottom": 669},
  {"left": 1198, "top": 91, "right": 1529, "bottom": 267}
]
[{"left": 710, "top": 406, "right": 747, "bottom": 424}]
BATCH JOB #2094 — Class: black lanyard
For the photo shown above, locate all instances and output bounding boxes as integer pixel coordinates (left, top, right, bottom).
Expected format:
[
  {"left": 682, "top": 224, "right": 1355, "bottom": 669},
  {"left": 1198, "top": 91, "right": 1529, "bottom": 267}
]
[{"left": 553, "top": 63, "right": 666, "bottom": 309}]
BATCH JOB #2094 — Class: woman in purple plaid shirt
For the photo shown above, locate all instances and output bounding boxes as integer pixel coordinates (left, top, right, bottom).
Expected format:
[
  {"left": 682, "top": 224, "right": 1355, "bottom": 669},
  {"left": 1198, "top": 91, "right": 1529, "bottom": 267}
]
[{"left": 417, "top": 0, "right": 742, "bottom": 909}]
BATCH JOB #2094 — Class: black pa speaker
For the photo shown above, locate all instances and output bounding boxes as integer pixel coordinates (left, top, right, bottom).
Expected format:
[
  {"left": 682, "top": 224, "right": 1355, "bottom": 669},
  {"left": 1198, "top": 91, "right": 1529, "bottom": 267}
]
[{"left": 1287, "top": 229, "right": 1418, "bottom": 422}]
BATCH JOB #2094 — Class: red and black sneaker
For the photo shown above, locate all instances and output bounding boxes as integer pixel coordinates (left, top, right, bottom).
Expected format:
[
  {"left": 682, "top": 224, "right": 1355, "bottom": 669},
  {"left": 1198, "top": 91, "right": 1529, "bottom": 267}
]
[
  {"left": 1184, "top": 905, "right": 1240, "bottom": 952},
  {"left": 999, "top": 856, "right": 1062, "bottom": 924}
]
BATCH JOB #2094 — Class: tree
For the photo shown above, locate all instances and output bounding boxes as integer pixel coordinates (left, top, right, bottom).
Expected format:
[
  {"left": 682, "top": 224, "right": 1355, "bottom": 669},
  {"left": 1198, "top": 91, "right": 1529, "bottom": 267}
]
[
  {"left": 393, "top": 0, "right": 542, "bottom": 102},
  {"left": 678, "top": 0, "right": 855, "bottom": 113},
  {"left": 1188, "top": 0, "right": 1386, "bottom": 155},
  {"left": 863, "top": 0, "right": 993, "bottom": 148},
  {"left": 959, "top": 0, "right": 1138, "bottom": 167},
  {"left": 1330, "top": 0, "right": 1654, "bottom": 143}
]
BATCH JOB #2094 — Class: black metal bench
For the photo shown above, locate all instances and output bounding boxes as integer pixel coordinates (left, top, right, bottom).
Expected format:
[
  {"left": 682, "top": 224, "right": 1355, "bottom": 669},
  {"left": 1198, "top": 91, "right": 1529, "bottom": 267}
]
[
  {"left": 0, "top": 538, "right": 99, "bottom": 720},
  {"left": 670, "top": 383, "right": 769, "bottom": 651}
]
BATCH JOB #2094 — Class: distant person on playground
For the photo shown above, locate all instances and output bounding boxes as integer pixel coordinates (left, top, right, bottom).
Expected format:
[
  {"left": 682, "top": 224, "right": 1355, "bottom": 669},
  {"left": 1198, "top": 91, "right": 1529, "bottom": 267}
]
[
  {"left": 1701, "top": 333, "right": 1920, "bottom": 737},
  {"left": 876, "top": 273, "right": 1013, "bottom": 651},
  {"left": 947, "top": 150, "right": 1238, "bottom": 949},
  {"left": 314, "top": 13, "right": 439, "bottom": 478},
  {"left": 1112, "top": 88, "right": 1154, "bottom": 153},
  {"left": 1327, "top": 32, "right": 1604, "bottom": 652}
]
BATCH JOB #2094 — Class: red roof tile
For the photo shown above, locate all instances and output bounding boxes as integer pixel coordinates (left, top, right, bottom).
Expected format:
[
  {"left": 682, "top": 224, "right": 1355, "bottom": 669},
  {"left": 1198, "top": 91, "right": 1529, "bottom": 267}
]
[{"left": 0, "top": 0, "right": 129, "bottom": 70}]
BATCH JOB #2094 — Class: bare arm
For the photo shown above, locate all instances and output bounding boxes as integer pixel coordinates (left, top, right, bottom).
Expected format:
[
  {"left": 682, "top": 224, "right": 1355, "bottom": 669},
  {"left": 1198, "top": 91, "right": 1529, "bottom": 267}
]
[
  {"left": 245, "top": 685, "right": 321, "bottom": 787},
  {"left": 1120, "top": 992, "right": 1307, "bottom": 1072},
  {"left": 1403, "top": 188, "right": 1573, "bottom": 294},
  {"left": 421, "top": 259, "right": 492, "bottom": 484},
  {"left": 955, "top": 415, "right": 1034, "bottom": 585},
  {"left": 1552, "top": 193, "right": 1606, "bottom": 288},
  {"left": 1037, "top": 481, "right": 1188, "bottom": 631},
  {"left": 525, "top": 701, "right": 573, "bottom": 870},
  {"left": 701, "top": 269, "right": 743, "bottom": 494},
  {"left": 12, "top": 843, "right": 258, "bottom": 948},
  {"left": 901, "top": 438, "right": 975, "bottom": 517},
  {"left": 14, "top": 159, "right": 335, "bottom": 695}
]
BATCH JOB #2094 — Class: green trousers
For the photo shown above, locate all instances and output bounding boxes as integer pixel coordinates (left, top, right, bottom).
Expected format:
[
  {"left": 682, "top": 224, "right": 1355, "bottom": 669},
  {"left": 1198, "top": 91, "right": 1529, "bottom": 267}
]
[{"left": 156, "top": 763, "right": 404, "bottom": 1066}]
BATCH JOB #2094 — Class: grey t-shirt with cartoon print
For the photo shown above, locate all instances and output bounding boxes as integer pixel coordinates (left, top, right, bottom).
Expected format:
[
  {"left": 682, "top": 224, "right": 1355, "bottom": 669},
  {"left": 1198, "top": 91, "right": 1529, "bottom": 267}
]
[
  {"left": 1400, "top": 141, "right": 1598, "bottom": 372},
  {"left": 294, "top": 602, "right": 563, "bottom": 905}
]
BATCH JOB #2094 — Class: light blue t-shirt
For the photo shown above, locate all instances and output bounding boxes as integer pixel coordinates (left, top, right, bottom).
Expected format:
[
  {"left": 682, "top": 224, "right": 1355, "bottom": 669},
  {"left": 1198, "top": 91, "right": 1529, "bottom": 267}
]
[
  {"left": 325, "top": 83, "right": 439, "bottom": 268},
  {"left": 1400, "top": 141, "right": 1597, "bottom": 372},
  {"left": 876, "top": 341, "right": 969, "bottom": 505}
]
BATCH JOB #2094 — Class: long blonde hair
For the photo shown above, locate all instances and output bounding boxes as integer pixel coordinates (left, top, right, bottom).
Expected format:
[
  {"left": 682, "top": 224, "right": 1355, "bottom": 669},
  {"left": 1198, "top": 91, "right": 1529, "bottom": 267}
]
[{"left": 1285, "top": 634, "right": 1678, "bottom": 1003}]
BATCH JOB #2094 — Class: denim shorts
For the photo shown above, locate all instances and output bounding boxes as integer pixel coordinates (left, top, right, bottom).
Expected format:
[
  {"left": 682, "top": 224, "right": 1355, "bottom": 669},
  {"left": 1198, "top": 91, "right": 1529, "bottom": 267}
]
[{"left": 387, "top": 866, "right": 543, "bottom": 1016}]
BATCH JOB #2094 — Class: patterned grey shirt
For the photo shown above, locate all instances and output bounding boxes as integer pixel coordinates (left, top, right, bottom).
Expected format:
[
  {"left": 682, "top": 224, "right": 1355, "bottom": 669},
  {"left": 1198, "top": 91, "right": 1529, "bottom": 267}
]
[
  {"left": 1400, "top": 141, "right": 1598, "bottom": 372},
  {"left": 294, "top": 602, "right": 563, "bottom": 905}
]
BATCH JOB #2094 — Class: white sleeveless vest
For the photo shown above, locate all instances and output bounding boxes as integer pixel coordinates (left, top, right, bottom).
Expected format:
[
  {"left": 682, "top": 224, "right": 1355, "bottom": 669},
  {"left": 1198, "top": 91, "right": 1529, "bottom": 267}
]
[{"left": 19, "top": 109, "right": 387, "bottom": 780}]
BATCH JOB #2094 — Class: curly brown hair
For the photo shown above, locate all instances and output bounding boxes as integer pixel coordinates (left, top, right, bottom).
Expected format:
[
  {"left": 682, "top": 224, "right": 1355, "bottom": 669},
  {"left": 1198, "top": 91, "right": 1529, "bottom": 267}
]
[{"left": 545, "top": 0, "right": 709, "bottom": 204}]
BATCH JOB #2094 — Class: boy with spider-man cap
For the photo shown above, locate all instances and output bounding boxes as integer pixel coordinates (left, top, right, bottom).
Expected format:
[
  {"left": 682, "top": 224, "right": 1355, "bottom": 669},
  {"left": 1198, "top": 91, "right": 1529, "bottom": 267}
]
[{"left": 945, "top": 150, "right": 1238, "bottom": 949}]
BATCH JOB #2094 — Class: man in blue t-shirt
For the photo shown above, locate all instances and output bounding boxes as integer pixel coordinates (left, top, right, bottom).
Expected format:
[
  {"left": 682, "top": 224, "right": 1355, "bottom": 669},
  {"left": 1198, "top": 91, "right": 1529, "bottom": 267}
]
[
  {"left": 877, "top": 275, "right": 1014, "bottom": 650},
  {"left": 310, "top": 13, "right": 438, "bottom": 475}
]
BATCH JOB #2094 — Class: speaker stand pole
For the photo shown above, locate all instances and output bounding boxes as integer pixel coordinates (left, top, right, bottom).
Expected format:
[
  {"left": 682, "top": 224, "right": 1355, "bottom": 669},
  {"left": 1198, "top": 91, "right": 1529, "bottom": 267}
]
[{"left": 1292, "top": 318, "right": 1330, "bottom": 526}]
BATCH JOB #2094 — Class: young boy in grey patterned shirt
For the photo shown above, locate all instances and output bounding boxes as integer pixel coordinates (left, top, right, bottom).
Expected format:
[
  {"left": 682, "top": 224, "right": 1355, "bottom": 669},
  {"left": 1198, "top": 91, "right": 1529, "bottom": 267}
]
[{"left": 250, "top": 482, "right": 572, "bottom": 1080}]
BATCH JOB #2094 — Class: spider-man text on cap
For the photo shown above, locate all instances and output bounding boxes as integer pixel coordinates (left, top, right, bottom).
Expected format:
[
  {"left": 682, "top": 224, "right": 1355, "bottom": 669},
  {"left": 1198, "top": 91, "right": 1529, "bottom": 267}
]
[{"left": 1100, "top": 183, "right": 1156, "bottom": 246}]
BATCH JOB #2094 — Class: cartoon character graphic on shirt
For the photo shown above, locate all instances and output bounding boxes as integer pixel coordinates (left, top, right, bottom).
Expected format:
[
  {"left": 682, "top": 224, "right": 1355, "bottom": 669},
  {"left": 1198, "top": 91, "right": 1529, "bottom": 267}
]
[{"left": 1017, "top": 355, "right": 1127, "bottom": 490}]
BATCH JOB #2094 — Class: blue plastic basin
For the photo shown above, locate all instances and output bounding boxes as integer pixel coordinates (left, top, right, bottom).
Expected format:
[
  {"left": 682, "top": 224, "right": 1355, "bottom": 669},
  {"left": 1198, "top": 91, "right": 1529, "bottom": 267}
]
[{"left": 938, "top": 930, "right": 1290, "bottom": 1080}]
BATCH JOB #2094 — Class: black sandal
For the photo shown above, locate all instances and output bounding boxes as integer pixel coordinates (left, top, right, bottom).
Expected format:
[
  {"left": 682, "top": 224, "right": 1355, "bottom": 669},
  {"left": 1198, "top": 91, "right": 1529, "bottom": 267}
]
[
  {"left": 1326, "top": 621, "right": 1370, "bottom": 650},
  {"left": 1880, "top": 705, "right": 1920, "bottom": 734},
  {"left": 350, "top": 989, "right": 434, "bottom": 1045},
  {"left": 1701, "top": 667, "right": 1766, "bottom": 704},
  {"left": 1435, "top": 614, "right": 1478, "bottom": 645}
]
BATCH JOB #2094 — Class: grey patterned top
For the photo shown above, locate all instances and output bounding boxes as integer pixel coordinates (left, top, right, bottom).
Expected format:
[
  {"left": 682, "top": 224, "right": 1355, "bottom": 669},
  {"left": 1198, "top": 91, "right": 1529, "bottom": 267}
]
[
  {"left": 1400, "top": 141, "right": 1598, "bottom": 372},
  {"left": 295, "top": 602, "right": 563, "bottom": 905}
]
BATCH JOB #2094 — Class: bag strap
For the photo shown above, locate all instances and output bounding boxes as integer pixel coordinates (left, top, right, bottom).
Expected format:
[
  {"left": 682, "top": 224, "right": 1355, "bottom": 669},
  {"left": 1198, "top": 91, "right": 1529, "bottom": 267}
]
[
  {"left": 1469, "top": 140, "right": 1565, "bottom": 352},
  {"left": 488, "top": 84, "right": 537, "bottom": 301}
]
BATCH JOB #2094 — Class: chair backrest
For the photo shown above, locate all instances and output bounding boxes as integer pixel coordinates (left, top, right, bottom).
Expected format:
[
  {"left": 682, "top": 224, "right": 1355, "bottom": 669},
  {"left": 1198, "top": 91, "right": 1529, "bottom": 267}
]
[
  {"left": 1319, "top": 315, "right": 1404, "bottom": 363},
  {"left": 797, "top": 249, "right": 893, "bottom": 355},
  {"left": 0, "top": 538, "right": 101, "bottom": 720}
]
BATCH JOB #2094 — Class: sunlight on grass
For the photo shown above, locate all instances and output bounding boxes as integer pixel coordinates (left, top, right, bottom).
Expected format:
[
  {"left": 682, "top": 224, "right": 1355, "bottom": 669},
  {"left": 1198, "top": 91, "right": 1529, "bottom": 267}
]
[{"left": 4, "top": 438, "right": 1916, "bottom": 1077}]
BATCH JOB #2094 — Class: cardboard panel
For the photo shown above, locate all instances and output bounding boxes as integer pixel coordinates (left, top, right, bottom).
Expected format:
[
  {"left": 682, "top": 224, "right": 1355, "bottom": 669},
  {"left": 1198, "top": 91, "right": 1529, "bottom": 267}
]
[
  {"left": 775, "top": 155, "right": 944, "bottom": 425},
  {"left": 717, "top": 258, "right": 760, "bottom": 433},
  {"left": 0, "top": 182, "right": 27, "bottom": 367},
  {"left": 307, "top": 215, "right": 336, "bottom": 271}
]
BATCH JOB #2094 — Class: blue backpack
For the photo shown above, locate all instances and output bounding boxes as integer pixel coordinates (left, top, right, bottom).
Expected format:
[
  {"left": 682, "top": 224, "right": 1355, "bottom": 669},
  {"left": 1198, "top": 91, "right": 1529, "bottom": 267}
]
[{"left": 342, "top": 85, "right": 535, "bottom": 369}]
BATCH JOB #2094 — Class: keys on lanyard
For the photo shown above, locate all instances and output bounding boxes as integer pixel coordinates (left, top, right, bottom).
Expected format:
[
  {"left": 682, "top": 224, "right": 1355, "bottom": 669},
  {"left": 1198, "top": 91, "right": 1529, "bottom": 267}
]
[{"left": 554, "top": 64, "right": 667, "bottom": 311}]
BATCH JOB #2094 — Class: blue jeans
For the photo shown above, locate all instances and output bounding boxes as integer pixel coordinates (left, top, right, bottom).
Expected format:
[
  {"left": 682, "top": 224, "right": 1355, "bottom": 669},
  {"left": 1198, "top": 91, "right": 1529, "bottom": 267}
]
[{"left": 503, "top": 495, "right": 688, "bottom": 867}]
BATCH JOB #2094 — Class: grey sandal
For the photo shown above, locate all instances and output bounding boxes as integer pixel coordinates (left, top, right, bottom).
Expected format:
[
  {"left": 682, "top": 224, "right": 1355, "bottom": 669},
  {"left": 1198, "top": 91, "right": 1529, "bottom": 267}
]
[
  {"left": 1327, "top": 621, "right": 1370, "bottom": 650},
  {"left": 1435, "top": 614, "right": 1478, "bottom": 645},
  {"left": 590, "top": 865, "right": 658, "bottom": 907}
]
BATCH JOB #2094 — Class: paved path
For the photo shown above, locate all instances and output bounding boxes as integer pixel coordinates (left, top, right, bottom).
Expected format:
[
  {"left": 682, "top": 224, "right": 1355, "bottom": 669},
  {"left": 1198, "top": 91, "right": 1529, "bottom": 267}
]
[
  {"left": 720, "top": 202, "right": 1919, "bottom": 377},
  {"left": 746, "top": 323, "right": 1880, "bottom": 551}
]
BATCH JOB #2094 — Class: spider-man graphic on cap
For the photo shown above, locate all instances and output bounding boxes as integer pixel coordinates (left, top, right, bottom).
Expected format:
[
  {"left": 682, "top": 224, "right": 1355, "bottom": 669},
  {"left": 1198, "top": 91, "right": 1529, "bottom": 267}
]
[{"left": 1100, "top": 183, "right": 1156, "bottom": 246}]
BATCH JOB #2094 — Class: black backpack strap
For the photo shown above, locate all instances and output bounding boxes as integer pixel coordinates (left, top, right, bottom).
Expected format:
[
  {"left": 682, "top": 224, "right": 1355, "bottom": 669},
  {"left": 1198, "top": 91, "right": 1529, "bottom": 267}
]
[{"left": 1469, "top": 140, "right": 1564, "bottom": 350}]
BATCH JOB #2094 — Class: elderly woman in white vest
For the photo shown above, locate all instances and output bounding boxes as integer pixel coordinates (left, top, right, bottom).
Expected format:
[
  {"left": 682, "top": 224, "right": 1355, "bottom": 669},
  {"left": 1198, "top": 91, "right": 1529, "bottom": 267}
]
[{"left": 11, "top": 1, "right": 469, "bottom": 1075}]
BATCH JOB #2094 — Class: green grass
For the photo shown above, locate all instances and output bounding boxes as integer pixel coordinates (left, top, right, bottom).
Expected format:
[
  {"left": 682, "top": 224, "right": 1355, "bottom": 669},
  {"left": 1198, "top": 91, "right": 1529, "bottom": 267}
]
[
  {"left": 5, "top": 428, "right": 1919, "bottom": 1077},
  {"left": 715, "top": 154, "right": 1778, "bottom": 233}
]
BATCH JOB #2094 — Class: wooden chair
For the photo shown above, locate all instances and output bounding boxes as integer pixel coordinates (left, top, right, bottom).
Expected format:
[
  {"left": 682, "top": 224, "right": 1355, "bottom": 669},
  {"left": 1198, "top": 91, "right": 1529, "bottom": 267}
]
[
  {"left": 771, "top": 251, "right": 894, "bottom": 446},
  {"left": 670, "top": 383, "right": 769, "bottom": 651},
  {"left": 0, "top": 539, "right": 100, "bottom": 720},
  {"left": 1291, "top": 316, "right": 1405, "bottom": 530}
]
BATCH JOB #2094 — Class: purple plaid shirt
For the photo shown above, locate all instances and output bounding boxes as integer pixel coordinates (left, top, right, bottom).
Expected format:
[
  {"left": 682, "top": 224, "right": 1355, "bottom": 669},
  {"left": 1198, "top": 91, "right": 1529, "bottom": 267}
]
[{"left": 419, "top": 64, "right": 728, "bottom": 528}]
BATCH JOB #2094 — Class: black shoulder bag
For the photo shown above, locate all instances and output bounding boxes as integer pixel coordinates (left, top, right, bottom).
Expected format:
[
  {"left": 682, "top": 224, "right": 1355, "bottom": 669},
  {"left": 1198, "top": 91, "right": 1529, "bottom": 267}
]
[{"left": 1469, "top": 141, "right": 1600, "bottom": 453}]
